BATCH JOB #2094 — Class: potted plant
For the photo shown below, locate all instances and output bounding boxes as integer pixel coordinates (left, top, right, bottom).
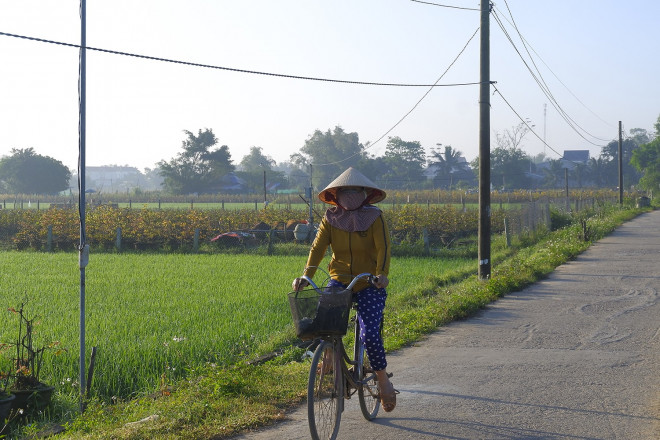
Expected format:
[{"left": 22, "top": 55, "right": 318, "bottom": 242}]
[{"left": 3, "top": 300, "right": 65, "bottom": 413}]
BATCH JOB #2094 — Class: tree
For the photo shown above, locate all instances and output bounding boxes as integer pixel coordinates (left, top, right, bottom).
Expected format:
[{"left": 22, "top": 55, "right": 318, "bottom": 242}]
[
  {"left": 490, "top": 146, "right": 533, "bottom": 189},
  {"left": 239, "top": 146, "right": 275, "bottom": 173},
  {"left": 587, "top": 157, "right": 608, "bottom": 188},
  {"left": 157, "top": 129, "right": 234, "bottom": 194},
  {"left": 294, "top": 126, "right": 367, "bottom": 189},
  {"left": 598, "top": 137, "right": 642, "bottom": 189},
  {"left": 629, "top": 128, "right": 652, "bottom": 146},
  {"left": 481, "top": 121, "right": 535, "bottom": 189},
  {"left": 541, "top": 159, "right": 565, "bottom": 188},
  {"left": 495, "top": 120, "right": 533, "bottom": 151},
  {"left": 237, "top": 147, "right": 286, "bottom": 193},
  {"left": 0, "top": 148, "right": 71, "bottom": 194},
  {"left": 381, "top": 136, "right": 426, "bottom": 189},
  {"left": 427, "top": 144, "right": 473, "bottom": 189},
  {"left": 631, "top": 115, "right": 660, "bottom": 191}
]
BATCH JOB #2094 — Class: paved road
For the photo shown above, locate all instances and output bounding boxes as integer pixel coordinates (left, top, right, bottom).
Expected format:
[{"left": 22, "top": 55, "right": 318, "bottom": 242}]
[{"left": 232, "top": 210, "right": 660, "bottom": 440}]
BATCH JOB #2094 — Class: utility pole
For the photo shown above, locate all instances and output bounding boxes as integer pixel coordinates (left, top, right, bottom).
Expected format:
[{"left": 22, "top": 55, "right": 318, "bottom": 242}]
[
  {"left": 308, "top": 164, "right": 314, "bottom": 241},
  {"left": 543, "top": 103, "right": 547, "bottom": 155},
  {"left": 478, "top": 0, "right": 491, "bottom": 280},
  {"left": 79, "top": 0, "right": 88, "bottom": 413},
  {"left": 263, "top": 170, "right": 267, "bottom": 207},
  {"left": 618, "top": 121, "right": 623, "bottom": 205}
]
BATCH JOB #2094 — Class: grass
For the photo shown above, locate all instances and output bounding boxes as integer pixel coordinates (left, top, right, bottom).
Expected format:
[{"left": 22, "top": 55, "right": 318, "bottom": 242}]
[
  {"left": 0, "top": 253, "right": 467, "bottom": 401},
  {"left": 0, "top": 203, "right": 648, "bottom": 439}
]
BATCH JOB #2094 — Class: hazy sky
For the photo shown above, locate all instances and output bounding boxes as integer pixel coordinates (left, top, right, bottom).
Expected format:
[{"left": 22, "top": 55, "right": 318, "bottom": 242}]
[{"left": 0, "top": 1, "right": 658, "bottom": 172}]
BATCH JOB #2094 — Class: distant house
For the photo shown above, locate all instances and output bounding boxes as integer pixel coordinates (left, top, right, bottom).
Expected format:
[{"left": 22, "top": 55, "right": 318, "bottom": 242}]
[
  {"left": 561, "top": 150, "right": 590, "bottom": 169},
  {"left": 219, "top": 172, "right": 248, "bottom": 192}
]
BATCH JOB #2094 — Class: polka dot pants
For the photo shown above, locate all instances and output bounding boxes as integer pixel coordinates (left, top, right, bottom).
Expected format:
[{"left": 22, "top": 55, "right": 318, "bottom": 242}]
[{"left": 327, "top": 279, "right": 388, "bottom": 371}]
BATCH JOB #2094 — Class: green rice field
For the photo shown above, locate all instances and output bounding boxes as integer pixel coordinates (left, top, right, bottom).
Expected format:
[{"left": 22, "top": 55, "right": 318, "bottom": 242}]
[{"left": 0, "top": 252, "right": 473, "bottom": 400}]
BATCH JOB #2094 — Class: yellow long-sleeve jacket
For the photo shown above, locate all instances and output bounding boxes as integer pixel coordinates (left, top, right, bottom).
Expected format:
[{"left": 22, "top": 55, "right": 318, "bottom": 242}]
[{"left": 303, "top": 213, "right": 391, "bottom": 292}]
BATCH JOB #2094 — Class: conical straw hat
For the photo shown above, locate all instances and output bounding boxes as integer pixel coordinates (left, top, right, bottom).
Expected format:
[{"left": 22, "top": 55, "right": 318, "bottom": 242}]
[{"left": 318, "top": 167, "right": 386, "bottom": 205}]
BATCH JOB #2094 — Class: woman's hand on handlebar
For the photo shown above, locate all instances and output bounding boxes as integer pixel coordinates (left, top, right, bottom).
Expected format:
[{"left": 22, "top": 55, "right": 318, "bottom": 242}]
[
  {"left": 373, "top": 274, "right": 389, "bottom": 289},
  {"left": 292, "top": 277, "right": 310, "bottom": 291}
]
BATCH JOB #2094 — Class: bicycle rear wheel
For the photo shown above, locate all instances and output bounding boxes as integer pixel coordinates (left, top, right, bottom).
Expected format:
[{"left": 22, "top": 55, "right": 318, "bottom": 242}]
[
  {"left": 308, "top": 339, "right": 343, "bottom": 440},
  {"left": 357, "top": 341, "right": 380, "bottom": 420}
]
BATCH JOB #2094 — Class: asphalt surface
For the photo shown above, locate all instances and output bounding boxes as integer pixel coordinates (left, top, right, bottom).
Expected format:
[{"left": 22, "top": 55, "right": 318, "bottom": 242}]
[{"left": 232, "top": 210, "right": 660, "bottom": 440}]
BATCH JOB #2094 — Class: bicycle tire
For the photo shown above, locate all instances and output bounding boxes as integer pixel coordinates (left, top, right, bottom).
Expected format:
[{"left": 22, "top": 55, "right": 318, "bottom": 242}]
[
  {"left": 308, "top": 339, "right": 343, "bottom": 440},
  {"left": 357, "top": 339, "right": 380, "bottom": 420}
]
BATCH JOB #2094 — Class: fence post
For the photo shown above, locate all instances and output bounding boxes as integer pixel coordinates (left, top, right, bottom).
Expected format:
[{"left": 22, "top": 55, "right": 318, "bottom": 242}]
[
  {"left": 193, "top": 228, "right": 200, "bottom": 252},
  {"left": 115, "top": 227, "right": 121, "bottom": 251},
  {"left": 37, "top": 200, "right": 40, "bottom": 210},
  {"left": 158, "top": 198, "right": 161, "bottom": 210},
  {"left": 423, "top": 228, "right": 430, "bottom": 256},
  {"left": 222, "top": 200, "right": 225, "bottom": 210},
  {"left": 504, "top": 218, "right": 511, "bottom": 247},
  {"left": 191, "top": 199, "right": 194, "bottom": 210},
  {"left": 47, "top": 225, "right": 53, "bottom": 252},
  {"left": 254, "top": 201, "right": 258, "bottom": 211},
  {"left": 267, "top": 229, "right": 274, "bottom": 255},
  {"left": 129, "top": 199, "right": 132, "bottom": 209}
]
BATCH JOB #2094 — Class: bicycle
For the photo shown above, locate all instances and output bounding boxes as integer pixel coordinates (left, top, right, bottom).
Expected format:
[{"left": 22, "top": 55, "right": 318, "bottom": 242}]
[{"left": 288, "top": 272, "right": 384, "bottom": 440}]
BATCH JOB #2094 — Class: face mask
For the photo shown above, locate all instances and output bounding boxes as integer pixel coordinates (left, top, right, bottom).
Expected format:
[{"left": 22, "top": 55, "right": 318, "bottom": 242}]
[{"left": 337, "top": 189, "right": 366, "bottom": 211}]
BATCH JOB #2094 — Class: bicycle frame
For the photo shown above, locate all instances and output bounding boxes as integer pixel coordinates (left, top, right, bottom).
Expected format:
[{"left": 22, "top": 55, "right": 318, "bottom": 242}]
[{"left": 304, "top": 273, "right": 381, "bottom": 440}]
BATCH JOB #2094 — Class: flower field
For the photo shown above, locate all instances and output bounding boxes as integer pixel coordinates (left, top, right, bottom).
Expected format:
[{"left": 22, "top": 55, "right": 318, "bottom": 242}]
[{"left": 0, "top": 204, "right": 513, "bottom": 251}]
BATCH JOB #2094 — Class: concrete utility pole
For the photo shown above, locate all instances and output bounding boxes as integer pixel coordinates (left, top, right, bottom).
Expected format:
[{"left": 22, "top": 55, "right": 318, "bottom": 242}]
[
  {"left": 308, "top": 164, "right": 314, "bottom": 241},
  {"left": 618, "top": 121, "right": 623, "bottom": 205},
  {"left": 478, "top": 0, "right": 491, "bottom": 280},
  {"left": 79, "top": 0, "right": 88, "bottom": 413}
]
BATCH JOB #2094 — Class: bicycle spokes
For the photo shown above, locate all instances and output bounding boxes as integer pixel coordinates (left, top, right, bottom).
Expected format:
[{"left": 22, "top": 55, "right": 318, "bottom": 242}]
[{"left": 308, "top": 341, "right": 342, "bottom": 440}]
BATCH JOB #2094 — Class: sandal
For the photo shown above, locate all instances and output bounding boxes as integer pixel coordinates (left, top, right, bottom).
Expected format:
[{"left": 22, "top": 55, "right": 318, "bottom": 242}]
[{"left": 378, "top": 380, "right": 398, "bottom": 412}]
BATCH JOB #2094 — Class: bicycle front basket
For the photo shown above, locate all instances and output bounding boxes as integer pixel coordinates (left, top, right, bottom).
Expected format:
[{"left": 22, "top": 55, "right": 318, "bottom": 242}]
[{"left": 288, "top": 286, "right": 353, "bottom": 339}]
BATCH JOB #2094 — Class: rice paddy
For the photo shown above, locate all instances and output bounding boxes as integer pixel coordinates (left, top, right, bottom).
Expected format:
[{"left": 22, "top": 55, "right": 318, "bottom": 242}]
[{"left": 0, "top": 252, "right": 471, "bottom": 400}]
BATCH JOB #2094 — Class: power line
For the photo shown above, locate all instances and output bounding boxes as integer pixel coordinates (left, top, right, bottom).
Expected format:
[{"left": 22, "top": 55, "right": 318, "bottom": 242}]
[
  {"left": 493, "top": 5, "right": 614, "bottom": 129},
  {"left": 491, "top": 7, "right": 610, "bottom": 147},
  {"left": 410, "top": 0, "right": 479, "bottom": 11},
  {"left": 0, "top": 30, "right": 481, "bottom": 88},
  {"left": 312, "top": 27, "right": 482, "bottom": 168},
  {"left": 492, "top": 84, "right": 599, "bottom": 168}
]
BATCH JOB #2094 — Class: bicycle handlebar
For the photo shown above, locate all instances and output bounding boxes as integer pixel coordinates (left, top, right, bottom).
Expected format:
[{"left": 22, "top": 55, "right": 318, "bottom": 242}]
[{"left": 301, "top": 272, "right": 375, "bottom": 293}]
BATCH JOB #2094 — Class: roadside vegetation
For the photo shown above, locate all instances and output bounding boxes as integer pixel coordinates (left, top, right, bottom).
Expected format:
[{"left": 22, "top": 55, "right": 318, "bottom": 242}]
[{"left": 0, "top": 201, "right": 652, "bottom": 439}]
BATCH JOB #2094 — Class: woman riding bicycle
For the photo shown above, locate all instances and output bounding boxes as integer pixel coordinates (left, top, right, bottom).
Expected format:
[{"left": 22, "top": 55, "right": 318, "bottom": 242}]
[{"left": 292, "top": 167, "right": 397, "bottom": 412}]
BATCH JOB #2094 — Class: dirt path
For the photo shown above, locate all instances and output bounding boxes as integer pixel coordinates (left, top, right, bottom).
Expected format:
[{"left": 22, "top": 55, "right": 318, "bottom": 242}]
[{"left": 232, "top": 210, "right": 660, "bottom": 439}]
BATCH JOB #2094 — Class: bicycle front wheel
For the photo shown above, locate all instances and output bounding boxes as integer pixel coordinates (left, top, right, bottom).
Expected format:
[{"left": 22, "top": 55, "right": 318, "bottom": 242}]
[
  {"left": 357, "top": 341, "right": 380, "bottom": 420},
  {"left": 308, "top": 339, "right": 343, "bottom": 440}
]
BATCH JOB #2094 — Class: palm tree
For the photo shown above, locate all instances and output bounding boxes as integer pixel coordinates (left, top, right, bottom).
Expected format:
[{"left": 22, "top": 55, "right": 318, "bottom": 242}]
[{"left": 428, "top": 144, "right": 465, "bottom": 189}]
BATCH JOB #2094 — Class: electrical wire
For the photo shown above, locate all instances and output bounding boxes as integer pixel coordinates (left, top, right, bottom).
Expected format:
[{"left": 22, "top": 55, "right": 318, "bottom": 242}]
[
  {"left": 0, "top": 30, "right": 481, "bottom": 88},
  {"left": 311, "top": 27, "right": 482, "bottom": 168},
  {"left": 410, "top": 0, "right": 479, "bottom": 11},
  {"left": 492, "top": 83, "right": 604, "bottom": 169},
  {"left": 491, "top": 6, "right": 610, "bottom": 146},
  {"left": 498, "top": 5, "right": 613, "bottom": 141},
  {"left": 493, "top": 4, "right": 614, "bottom": 129}
]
